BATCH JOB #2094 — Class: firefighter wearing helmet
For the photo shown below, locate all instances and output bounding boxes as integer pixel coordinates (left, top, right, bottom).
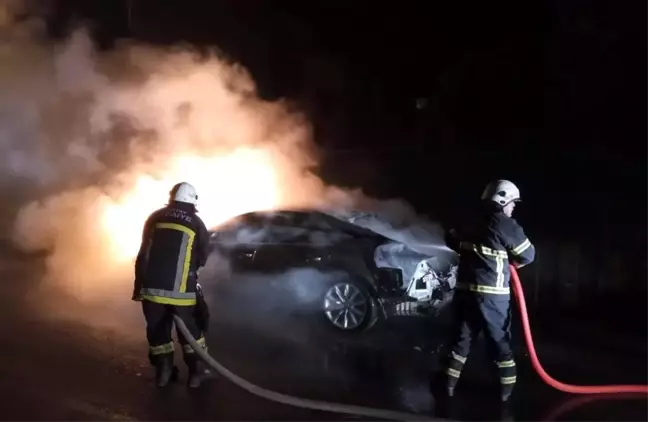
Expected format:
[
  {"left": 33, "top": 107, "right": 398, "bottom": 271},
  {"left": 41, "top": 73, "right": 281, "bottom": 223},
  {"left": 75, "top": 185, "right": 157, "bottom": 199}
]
[
  {"left": 132, "top": 182, "right": 212, "bottom": 388},
  {"left": 438, "top": 180, "right": 536, "bottom": 403}
]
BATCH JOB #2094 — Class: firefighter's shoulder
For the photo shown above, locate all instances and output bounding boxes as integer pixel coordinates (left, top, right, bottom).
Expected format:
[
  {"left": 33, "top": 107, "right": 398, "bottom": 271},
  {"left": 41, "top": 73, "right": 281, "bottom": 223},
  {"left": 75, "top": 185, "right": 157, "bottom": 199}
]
[
  {"left": 490, "top": 212, "right": 524, "bottom": 235},
  {"left": 144, "top": 207, "right": 167, "bottom": 223}
]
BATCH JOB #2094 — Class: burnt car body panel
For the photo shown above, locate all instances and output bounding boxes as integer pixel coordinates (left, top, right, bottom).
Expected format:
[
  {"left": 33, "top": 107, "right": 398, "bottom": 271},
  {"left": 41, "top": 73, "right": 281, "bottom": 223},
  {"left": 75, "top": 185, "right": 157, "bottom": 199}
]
[{"left": 209, "top": 209, "right": 458, "bottom": 331}]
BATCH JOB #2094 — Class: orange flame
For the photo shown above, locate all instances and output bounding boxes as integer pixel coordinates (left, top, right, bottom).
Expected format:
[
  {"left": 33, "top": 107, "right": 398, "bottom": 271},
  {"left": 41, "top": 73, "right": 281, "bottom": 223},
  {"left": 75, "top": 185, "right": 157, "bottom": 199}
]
[{"left": 100, "top": 148, "right": 282, "bottom": 262}]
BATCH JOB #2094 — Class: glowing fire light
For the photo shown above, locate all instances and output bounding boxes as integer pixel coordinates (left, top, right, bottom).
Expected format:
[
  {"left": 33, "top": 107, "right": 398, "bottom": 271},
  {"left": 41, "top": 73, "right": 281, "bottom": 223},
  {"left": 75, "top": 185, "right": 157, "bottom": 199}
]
[{"left": 101, "top": 148, "right": 281, "bottom": 262}]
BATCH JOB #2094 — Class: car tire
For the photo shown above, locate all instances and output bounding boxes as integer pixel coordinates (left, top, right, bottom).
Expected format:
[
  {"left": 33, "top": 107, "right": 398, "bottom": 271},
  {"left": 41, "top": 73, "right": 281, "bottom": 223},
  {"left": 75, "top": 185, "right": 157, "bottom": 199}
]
[{"left": 321, "top": 278, "right": 375, "bottom": 334}]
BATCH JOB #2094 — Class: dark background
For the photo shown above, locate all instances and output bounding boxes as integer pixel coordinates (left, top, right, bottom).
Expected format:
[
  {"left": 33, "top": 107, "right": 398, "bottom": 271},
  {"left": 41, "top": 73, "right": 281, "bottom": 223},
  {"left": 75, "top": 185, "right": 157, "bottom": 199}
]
[{"left": 42, "top": 0, "right": 647, "bottom": 330}]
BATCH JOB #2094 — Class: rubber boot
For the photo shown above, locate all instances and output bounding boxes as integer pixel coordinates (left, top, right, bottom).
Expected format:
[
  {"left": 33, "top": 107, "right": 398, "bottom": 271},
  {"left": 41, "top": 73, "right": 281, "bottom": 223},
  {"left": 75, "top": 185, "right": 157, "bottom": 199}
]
[
  {"left": 444, "top": 371, "right": 459, "bottom": 399},
  {"left": 155, "top": 359, "right": 174, "bottom": 387},
  {"left": 188, "top": 370, "right": 201, "bottom": 388},
  {"left": 501, "top": 384, "right": 514, "bottom": 403},
  {"left": 185, "top": 355, "right": 203, "bottom": 388}
]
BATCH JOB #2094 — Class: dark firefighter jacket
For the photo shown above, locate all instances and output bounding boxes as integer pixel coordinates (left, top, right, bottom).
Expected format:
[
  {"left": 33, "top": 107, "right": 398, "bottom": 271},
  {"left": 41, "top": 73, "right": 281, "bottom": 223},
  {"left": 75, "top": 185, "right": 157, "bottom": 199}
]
[
  {"left": 134, "top": 201, "right": 210, "bottom": 306},
  {"left": 446, "top": 202, "right": 535, "bottom": 295}
]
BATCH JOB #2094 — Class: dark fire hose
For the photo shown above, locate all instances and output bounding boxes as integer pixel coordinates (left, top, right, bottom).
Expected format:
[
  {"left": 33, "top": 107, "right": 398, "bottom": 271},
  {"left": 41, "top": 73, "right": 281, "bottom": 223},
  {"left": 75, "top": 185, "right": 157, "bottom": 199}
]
[
  {"left": 172, "top": 313, "right": 438, "bottom": 421},
  {"left": 510, "top": 265, "right": 648, "bottom": 395}
]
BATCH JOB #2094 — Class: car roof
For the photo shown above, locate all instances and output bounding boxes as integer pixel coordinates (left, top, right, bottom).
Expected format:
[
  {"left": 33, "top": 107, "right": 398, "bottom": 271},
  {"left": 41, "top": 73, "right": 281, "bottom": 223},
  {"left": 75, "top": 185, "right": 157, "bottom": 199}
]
[{"left": 218, "top": 209, "right": 389, "bottom": 242}]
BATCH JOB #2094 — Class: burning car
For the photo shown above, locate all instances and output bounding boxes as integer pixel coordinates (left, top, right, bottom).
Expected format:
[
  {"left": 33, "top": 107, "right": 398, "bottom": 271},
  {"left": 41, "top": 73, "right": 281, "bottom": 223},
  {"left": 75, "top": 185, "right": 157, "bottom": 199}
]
[{"left": 208, "top": 209, "right": 458, "bottom": 334}]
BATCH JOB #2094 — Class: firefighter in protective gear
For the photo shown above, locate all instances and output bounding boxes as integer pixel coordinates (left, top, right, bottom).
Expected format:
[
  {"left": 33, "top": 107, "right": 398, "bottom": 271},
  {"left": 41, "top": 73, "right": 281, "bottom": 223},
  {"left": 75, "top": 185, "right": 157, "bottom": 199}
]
[
  {"left": 440, "top": 179, "right": 535, "bottom": 402},
  {"left": 132, "top": 182, "right": 211, "bottom": 388}
]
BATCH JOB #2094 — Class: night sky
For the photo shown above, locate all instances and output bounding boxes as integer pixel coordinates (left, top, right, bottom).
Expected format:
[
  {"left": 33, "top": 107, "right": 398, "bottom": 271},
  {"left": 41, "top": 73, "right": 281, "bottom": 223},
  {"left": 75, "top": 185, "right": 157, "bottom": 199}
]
[{"left": 46, "top": 0, "right": 647, "bottom": 301}]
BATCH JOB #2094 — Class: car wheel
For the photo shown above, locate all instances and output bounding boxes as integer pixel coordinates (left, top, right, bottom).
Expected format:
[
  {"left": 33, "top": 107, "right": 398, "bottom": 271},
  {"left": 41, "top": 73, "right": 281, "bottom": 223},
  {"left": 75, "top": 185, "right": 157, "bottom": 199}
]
[{"left": 322, "top": 280, "right": 373, "bottom": 332}]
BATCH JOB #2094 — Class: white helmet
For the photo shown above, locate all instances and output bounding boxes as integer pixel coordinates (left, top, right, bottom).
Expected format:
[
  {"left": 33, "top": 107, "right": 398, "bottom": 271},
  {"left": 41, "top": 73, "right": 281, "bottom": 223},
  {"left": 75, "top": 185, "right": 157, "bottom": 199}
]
[
  {"left": 481, "top": 179, "right": 521, "bottom": 207},
  {"left": 170, "top": 182, "right": 198, "bottom": 205}
]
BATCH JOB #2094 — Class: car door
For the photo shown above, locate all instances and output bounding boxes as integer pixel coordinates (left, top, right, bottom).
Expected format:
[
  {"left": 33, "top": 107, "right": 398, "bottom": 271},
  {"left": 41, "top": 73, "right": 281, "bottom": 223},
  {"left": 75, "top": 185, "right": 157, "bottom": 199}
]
[{"left": 250, "top": 213, "right": 324, "bottom": 272}]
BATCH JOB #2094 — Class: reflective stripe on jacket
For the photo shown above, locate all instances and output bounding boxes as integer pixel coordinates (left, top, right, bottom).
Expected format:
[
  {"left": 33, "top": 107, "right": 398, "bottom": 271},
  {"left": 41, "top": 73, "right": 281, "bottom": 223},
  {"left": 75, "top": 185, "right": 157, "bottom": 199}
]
[{"left": 135, "top": 202, "right": 210, "bottom": 306}]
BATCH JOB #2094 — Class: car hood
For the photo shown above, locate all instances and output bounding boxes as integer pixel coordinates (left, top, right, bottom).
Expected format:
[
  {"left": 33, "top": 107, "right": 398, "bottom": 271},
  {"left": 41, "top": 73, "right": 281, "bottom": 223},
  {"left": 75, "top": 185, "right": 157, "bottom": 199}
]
[{"left": 328, "top": 211, "right": 457, "bottom": 259}]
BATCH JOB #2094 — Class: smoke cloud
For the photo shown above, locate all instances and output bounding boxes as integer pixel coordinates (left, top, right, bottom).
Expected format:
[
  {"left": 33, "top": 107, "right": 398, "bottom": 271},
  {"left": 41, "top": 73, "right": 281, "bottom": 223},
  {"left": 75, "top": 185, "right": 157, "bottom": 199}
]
[
  {"left": 0, "top": 19, "right": 311, "bottom": 322},
  {"left": 0, "top": 5, "right": 449, "bottom": 337}
]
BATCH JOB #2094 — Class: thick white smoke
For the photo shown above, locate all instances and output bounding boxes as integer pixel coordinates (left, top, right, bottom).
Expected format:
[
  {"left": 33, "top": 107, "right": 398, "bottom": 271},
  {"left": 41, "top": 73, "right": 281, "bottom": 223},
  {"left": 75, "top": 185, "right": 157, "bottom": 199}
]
[
  {"left": 0, "top": 17, "right": 321, "bottom": 321},
  {"left": 0, "top": 5, "right": 448, "bottom": 335}
]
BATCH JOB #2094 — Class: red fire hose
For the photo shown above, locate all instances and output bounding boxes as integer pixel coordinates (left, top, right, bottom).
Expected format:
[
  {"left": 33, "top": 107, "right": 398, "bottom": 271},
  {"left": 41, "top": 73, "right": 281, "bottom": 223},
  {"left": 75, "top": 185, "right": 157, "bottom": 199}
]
[{"left": 510, "top": 265, "right": 648, "bottom": 395}]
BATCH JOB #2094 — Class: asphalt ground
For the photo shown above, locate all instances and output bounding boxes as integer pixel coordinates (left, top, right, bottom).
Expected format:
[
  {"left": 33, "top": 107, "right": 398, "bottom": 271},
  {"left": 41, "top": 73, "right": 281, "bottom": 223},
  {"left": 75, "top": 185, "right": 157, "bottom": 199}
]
[{"left": 0, "top": 252, "right": 645, "bottom": 421}]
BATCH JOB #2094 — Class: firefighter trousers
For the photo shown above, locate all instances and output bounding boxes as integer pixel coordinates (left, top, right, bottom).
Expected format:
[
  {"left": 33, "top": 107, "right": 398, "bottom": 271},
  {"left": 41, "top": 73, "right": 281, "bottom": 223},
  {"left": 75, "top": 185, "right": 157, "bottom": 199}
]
[
  {"left": 141, "top": 300, "right": 207, "bottom": 375},
  {"left": 443, "top": 290, "right": 517, "bottom": 397}
]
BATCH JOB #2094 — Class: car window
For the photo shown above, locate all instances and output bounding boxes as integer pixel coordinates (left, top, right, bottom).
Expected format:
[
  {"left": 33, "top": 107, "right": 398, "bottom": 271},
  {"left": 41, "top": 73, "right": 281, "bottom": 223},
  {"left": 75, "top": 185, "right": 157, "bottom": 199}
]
[
  {"left": 214, "top": 211, "right": 359, "bottom": 246},
  {"left": 265, "top": 212, "right": 356, "bottom": 245},
  {"left": 263, "top": 223, "right": 309, "bottom": 244},
  {"left": 212, "top": 212, "right": 273, "bottom": 246}
]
